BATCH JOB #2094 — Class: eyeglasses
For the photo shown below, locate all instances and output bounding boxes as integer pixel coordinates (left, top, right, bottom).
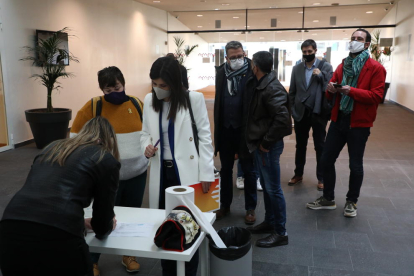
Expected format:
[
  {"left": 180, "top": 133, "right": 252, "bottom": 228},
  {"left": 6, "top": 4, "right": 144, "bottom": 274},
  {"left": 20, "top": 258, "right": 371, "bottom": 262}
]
[
  {"left": 228, "top": 55, "right": 244, "bottom": 61},
  {"left": 350, "top": 37, "right": 365, "bottom": 42}
]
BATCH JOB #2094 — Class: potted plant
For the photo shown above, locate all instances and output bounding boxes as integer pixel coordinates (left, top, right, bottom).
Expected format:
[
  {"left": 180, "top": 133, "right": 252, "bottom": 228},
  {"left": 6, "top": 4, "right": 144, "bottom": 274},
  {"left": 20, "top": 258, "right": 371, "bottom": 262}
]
[
  {"left": 21, "top": 27, "right": 79, "bottom": 148},
  {"left": 173, "top": 36, "right": 198, "bottom": 69},
  {"left": 369, "top": 30, "right": 392, "bottom": 103}
]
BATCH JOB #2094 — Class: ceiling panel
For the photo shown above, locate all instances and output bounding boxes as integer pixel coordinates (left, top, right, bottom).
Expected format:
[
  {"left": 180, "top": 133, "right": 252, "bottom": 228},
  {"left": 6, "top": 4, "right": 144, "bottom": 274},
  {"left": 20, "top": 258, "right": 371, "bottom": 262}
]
[{"left": 136, "top": 0, "right": 398, "bottom": 12}]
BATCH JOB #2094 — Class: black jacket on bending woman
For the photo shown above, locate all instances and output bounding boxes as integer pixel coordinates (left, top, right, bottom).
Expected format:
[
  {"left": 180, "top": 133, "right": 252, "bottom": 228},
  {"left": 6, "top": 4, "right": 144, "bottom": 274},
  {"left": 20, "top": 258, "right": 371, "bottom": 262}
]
[{"left": 1, "top": 145, "right": 120, "bottom": 239}]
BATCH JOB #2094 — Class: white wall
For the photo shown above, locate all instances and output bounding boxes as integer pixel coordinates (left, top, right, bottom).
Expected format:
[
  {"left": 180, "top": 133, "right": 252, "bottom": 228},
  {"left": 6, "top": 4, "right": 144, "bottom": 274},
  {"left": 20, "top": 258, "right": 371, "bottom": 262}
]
[
  {"left": 0, "top": 0, "right": 169, "bottom": 144},
  {"left": 388, "top": 0, "right": 414, "bottom": 110},
  {"left": 167, "top": 13, "right": 212, "bottom": 90}
]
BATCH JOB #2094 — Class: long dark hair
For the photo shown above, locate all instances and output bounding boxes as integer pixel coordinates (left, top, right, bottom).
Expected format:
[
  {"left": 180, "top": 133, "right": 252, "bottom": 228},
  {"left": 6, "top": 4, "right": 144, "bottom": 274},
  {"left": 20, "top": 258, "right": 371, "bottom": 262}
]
[{"left": 149, "top": 56, "right": 188, "bottom": 120}]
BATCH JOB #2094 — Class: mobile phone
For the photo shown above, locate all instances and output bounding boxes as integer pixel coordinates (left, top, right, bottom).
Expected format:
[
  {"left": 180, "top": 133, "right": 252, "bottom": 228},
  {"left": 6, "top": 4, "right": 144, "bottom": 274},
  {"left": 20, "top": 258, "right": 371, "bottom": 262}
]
[{"left": 333, "top": 83, "right": 343, "bottom": 88}]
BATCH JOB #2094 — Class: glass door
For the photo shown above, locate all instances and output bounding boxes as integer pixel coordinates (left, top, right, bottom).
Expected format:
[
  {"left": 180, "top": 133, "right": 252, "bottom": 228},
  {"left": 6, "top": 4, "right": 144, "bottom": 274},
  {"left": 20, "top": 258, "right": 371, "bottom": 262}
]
[{"left": 0, "top": 53, "right": 10, "bottom": 151}]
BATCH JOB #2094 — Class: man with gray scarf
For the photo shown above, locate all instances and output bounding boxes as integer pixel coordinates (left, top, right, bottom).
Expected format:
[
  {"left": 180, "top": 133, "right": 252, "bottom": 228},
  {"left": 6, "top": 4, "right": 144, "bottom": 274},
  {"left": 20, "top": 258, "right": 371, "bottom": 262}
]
[
  {"left": 288, "top": 39, "right": 333, "bottom": 191},
  {"left": 214, "top": 41, "right": 258, "bottom": 225}
]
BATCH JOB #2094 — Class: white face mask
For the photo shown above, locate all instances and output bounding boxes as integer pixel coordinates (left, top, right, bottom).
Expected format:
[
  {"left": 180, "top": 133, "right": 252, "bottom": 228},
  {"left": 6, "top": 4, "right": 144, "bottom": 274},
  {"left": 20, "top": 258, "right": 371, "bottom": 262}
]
[
  {"left": 230, "top": 58, "right": 244, "bottom": 71},
  {"left": 153, "top": 87, "right": 171, "bottom": 100},
  {"left": 349, "top": 41, "right": 366, "bottom": 54}
]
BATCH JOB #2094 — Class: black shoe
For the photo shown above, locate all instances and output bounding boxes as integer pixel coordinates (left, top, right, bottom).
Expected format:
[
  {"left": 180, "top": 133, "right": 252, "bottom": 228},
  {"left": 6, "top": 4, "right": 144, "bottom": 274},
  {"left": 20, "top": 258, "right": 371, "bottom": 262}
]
[
  {"left": 246, "top": 221, "right": 273, "bottom": 234},
  {"left": 214, "top": 207, "right": 230, "bottom": 220},
  {"left": 256, "top": 232, "right": 288, "bottom": 248}
]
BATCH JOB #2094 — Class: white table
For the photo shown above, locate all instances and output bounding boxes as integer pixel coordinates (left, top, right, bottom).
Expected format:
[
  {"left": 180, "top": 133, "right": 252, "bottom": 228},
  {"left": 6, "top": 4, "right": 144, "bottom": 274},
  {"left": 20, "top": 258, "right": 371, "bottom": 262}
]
[{"left": 84, "top": 206, "right": 215, "bottom": 276}]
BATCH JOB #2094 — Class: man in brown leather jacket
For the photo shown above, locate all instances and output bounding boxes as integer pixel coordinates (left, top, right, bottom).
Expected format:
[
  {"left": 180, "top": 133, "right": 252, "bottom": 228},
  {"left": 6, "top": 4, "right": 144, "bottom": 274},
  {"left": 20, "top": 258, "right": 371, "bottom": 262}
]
[{"left": 245, "top": 51, "right": 292, "bottom": 248}]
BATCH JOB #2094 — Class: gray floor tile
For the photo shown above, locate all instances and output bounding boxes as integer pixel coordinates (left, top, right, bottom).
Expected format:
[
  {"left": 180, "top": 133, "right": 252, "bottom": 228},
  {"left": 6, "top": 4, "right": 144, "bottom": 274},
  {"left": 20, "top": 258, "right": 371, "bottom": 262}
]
[
  {"left": 350, "top": 249, "right": 414, "bottom": 275},
  {"left": 316, "top": 216, "right": 373, "bottom": 234},
  {"left": 334, "top": 232, "right": 373, "bottom": 251},
  {"left": 252, "top": 244, "right": 313, "bottom": 267},
  {"left": 312, "top": 247, "right": 352, "bottom": 271},
  {"left": 253, "top": 262, "right": 308, "bottom": 276},
  {"left": 308, "top": 267, "right": 377, "bottom": 276}
]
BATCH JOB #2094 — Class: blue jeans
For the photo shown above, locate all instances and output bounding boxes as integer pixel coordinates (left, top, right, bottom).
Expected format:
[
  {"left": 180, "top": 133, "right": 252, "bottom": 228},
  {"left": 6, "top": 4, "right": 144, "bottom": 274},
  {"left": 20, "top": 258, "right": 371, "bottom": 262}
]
[
  {"left": 237, "top": 160, "right": 259, "bottom": 180},
  {"left": 254, "top": 140, "right": 287, "bottom": 236},
  {"left": 322, "top": 121, "right": 370, "bottom": 203}
]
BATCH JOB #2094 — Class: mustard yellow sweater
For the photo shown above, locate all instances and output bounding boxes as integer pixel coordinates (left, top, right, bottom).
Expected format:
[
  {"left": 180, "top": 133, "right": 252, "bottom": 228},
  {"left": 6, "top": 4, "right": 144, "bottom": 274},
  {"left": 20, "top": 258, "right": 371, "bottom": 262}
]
[{"left": 71, "top": 97, "right": 148, "bottom": 180}]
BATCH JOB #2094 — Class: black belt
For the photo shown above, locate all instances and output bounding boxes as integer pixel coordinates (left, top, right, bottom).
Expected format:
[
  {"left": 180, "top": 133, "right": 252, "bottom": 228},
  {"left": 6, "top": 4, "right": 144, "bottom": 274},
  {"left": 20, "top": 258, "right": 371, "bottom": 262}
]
[{"left": 163, "top": 160, "right": 174, "bottom": 168}]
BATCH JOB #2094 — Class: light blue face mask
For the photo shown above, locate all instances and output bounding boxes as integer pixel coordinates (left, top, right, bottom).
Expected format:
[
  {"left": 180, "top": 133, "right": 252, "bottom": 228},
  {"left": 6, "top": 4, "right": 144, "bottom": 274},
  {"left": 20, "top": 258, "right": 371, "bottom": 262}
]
[{"left": 153, "top": 86, "right": 171, "bottom": 100}]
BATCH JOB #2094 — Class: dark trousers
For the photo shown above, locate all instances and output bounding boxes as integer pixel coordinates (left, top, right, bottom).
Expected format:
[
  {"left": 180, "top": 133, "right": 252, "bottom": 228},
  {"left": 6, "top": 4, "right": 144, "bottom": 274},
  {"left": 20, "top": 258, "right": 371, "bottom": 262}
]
[
  {"left": 90, "top": 171, "right": 147, "bottom": 263},
  {"left": 322, "top": 121, "right": 370, "bottom": 203},
  {"left": 294, "top": 112, "right": 328, "bottom": 181},
  {"left": 160, "top": 163, "right": 199, "bottom": 276},
  {"left": 253, "top": 140, "right": 287, "bottom": 235},
  {"left": 0, "top": 220, "right": 93, "bottom": 276},
  {"left": 219, "top": 126, "right": 257, "bottom": 211}
]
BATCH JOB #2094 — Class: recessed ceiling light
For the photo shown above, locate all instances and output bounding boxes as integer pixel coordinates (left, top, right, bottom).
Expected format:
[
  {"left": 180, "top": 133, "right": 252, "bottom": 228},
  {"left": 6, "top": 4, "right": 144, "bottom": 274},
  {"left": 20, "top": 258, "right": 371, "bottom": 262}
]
[
  {"left": 366, "top": 11, "right": 373, "bottom": 13},
  {"left": 244, "top": 25, "right": 250, "bottom": 27},
  {"left": 233, "top": 16, "right": 239, "bottom": 19},
  {"left": 197, "top": 14, "right": 203, "bottom": 17},
  {"left": 215, "top": 8, "right": 219, "bottom": 10},
  {"left": 197, "top": 26, "right": 203, "bottom": 28},
  {"left": 313, "top": 2, "right": 321, "bottom": 5},
  {"left": 313, "top": 20, "right": 319, "bottom": 22},
  {"left": 298, "top": 11, "right": 303, "bottom": 13}
]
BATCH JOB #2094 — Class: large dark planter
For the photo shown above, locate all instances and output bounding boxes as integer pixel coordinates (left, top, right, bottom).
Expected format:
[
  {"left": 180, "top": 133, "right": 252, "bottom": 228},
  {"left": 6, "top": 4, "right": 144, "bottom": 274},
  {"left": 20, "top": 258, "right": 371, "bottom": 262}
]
[
  {"left": 25, "top": 108, "right": 72, "bottom": 149},
  {"left": 382, "top": 82, "right": 390, "bottom": 103}
]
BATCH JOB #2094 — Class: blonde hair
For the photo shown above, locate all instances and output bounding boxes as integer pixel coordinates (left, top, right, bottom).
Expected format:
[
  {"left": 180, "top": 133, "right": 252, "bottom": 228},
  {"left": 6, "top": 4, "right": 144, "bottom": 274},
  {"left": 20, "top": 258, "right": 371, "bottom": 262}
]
[{"left": 43, "top": 116, "right": 120, "bottom": 166}]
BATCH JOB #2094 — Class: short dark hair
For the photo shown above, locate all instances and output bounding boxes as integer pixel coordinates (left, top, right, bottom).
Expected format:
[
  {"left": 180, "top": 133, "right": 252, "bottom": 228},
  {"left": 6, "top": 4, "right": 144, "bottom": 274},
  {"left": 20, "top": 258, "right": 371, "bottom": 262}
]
[
  {"left": 149, "top": 57, "right": 188, "bottom": 121},
  {"left": 252, "top": 51, "right": 273, "bottom": 74},
  {"left": 301, "top": 39, "right": 317, "bottom": 50},
  {"left": 352, "top": 28, "right": 371, "bottom": 43},
  {"left": 225, "top": 41, "right": 243, "bottom": 55},
  {"left": 97, "top": 66, "right": 125, "bottom": 90},
  {"left": 166, "top": 53, "right": 176, "bottom": 59}
]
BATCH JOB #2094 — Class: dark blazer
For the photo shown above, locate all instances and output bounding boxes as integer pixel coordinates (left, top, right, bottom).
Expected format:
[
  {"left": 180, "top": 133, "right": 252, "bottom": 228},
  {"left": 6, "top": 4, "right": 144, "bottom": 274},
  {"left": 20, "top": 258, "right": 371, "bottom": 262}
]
[
  {"left": 213, "top": 59, "right": 252, "bottom": 156},
  {"left": 1, "top": 145, "right": 120, "bottom": 239},
  {"left": 246, "top": 70, "right": 292, "bottom": 152},
  {"left": 289, "top": 59, "right": 333, "bottom": 122}
]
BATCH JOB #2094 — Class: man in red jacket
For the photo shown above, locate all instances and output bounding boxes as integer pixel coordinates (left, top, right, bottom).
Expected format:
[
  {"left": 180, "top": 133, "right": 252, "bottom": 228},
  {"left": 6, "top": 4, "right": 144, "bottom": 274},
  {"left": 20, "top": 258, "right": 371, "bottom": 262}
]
[{"left": 306, "top": 29, "right": 386, "bottom": 217}]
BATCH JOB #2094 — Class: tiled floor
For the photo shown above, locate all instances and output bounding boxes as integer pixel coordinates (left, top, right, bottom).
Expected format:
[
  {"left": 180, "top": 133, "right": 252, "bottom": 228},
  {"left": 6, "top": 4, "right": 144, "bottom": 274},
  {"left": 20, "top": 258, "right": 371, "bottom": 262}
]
[{"left": 1, "top": 101, "right": 414, "bottom": 276}]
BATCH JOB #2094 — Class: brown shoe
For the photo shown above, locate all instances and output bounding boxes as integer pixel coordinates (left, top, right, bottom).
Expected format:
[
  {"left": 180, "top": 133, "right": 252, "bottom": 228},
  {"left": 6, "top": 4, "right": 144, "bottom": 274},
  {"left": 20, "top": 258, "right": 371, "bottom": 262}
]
[
  {"left": 93, "top": 263, "right": 100, "bottom": 276},
  {"left": 245, "top": 210, "right": 256, "bottom": 225},
  {"left": 317, "top": 181, "right": 324, "bottom": 191},
  {"left": 122, "top": 256, "right": 140, "bottom": 273},
  {"left": 215, "top": 207, "right": 230, "bottom": 220},
  {"left": 288, "top": 176, "right": 303, "bottom": 186}
]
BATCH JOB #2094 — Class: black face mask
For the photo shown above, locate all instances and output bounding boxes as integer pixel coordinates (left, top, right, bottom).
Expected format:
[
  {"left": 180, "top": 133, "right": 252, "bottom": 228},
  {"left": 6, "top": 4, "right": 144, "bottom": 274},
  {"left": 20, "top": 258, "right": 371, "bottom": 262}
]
[
  {"left": 303, "top": 53, "right": 315, "bottom": 63},
  {"left": 104, "top": 91, "right": 128, "bottom": 105}
]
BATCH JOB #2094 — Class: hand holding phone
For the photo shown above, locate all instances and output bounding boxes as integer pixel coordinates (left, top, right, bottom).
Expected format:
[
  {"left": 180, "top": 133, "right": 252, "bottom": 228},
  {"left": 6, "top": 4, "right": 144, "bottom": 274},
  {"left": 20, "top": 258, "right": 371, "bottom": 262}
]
[{"left": 333, "top": 83, "right": 343, "bottom": 88}]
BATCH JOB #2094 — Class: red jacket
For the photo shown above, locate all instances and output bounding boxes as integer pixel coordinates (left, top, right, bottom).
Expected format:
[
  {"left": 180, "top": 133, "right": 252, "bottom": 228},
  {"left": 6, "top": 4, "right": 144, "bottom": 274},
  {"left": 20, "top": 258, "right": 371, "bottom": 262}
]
[{"left": 327, "top": 57, "right": 386, "bottom": 128}]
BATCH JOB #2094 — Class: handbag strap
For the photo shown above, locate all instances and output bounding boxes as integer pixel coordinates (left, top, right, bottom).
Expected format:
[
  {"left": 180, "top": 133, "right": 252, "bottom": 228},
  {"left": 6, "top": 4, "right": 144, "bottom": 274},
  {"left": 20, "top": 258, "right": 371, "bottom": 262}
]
[{"left": 185, "top": 91, "right": 200, "bottom": 156}]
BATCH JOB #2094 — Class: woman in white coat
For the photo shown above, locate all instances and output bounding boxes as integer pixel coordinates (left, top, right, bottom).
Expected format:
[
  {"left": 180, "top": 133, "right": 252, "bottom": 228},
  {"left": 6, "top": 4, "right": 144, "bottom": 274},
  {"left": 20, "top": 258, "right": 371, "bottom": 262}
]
[{"left": 141, "top": 56, "right": 215, "bottom": 276}]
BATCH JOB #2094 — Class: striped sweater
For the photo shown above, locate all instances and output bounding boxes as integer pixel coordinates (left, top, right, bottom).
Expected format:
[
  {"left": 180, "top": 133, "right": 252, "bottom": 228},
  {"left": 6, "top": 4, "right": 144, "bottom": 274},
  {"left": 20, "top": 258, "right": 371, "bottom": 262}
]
[{"left": 70, "top": 97, "right": 148, "bottom": 180}]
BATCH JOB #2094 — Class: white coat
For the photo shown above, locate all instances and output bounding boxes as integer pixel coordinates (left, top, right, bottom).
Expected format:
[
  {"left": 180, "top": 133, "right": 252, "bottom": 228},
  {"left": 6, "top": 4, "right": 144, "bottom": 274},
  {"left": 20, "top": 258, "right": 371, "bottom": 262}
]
[{"left": 140, "top": 91, "right": 215, "bottom": 209}]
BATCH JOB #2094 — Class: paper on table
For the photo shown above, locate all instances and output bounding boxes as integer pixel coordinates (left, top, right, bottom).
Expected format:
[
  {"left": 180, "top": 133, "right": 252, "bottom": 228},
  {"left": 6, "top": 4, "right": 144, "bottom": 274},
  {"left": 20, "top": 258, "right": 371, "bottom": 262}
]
[{"left": 109, "top": 223, "right": 154, "bottom": 237}]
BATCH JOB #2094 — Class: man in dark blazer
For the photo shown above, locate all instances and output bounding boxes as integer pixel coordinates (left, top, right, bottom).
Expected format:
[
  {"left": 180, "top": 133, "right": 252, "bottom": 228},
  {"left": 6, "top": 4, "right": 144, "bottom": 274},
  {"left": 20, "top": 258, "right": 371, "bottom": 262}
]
[
  {"left": 288, "top": 39, "right": 333, "bottom": 191},
  {"left": 213, "top": 41, "right": 258, "bottom": 225}
]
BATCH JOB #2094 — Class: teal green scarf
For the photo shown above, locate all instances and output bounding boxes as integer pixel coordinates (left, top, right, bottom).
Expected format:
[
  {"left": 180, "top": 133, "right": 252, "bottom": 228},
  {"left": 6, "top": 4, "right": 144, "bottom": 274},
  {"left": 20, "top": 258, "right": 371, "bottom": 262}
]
[{"left": 339, "top": 50, "right": 370, "bottom": 114}]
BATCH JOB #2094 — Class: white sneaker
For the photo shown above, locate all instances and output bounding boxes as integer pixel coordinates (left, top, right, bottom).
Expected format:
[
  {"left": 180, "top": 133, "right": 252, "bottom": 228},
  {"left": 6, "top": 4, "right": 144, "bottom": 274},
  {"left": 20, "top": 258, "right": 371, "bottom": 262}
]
[
  {"left": 256, "top": 178, "right": 263, "bottom": 191},
  {"left": 236, "top": 177, "right": 244, "bottom": 189}
]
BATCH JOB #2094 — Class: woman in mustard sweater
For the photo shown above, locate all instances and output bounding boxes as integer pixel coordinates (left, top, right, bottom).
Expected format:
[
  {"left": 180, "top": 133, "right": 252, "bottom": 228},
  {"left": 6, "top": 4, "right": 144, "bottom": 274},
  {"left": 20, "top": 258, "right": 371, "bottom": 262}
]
[{"left": 71, "top": 66, "right": 147, "bottom": 275}]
